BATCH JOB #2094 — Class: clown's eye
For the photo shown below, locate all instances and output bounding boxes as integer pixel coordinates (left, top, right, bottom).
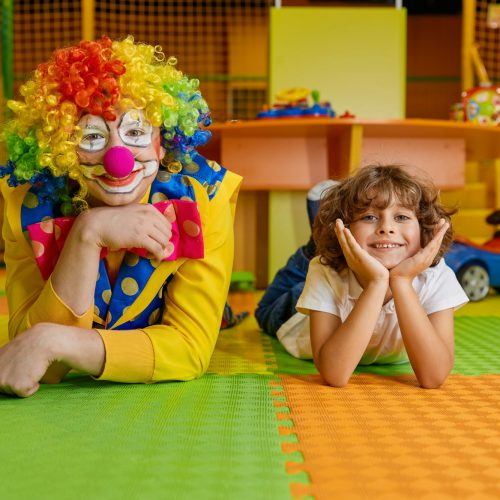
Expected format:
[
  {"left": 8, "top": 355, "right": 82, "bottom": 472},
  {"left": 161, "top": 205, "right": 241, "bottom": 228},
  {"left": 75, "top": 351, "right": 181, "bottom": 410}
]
[
  {"left": 85, "top": 133, "right": 104, "bottom": 141},
  {"left": 119, "top": 126, "right": 152, "bottom": 147},
  {"left": 79, "top": 131, "right": 107, "bottom": 152},
  {"left": 126, "top": 128, "right": 146, "bottom": 137},
  {"left": 118, "top": 110, "right": 153, "bottom": 146}
]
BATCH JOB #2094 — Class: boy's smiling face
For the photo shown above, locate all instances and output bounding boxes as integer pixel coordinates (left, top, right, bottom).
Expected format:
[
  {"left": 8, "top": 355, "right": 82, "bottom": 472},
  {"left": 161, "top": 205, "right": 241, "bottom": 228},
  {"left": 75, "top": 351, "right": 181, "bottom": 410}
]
[
  {"left": 348, "top": 197, "right": 422, "bottom": 269},
  {"left": 76, "top": 109, "right": 165, "bottom": 207}
]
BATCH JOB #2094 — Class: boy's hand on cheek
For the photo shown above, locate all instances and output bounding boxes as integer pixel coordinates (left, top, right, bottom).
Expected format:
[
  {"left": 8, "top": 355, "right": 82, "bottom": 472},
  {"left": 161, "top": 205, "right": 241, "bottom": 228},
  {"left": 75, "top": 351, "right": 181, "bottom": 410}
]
[
  {"left": 390, "top": 219, "right": 449, "bottom": 282},
  {"left": 335, "top": 219, "right": 389, "bottom": 286}
]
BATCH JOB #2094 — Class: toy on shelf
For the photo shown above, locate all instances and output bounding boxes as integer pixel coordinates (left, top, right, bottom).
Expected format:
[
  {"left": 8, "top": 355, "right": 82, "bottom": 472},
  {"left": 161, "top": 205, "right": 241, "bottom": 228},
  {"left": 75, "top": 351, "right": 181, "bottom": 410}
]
[
  {"left": 449, "top": 102, "right": 464, "bottom": 122},
  {"left": 339, "top": 110, "right": 356, "bottom": 119},
  {"left": 461, "top": 84, "right": 500, "bottom": 125},
  {"left": 445, "top": 209, "right": 500, "bottom": 301},
  {"left": 458, "top": 40, "right": 500, "bottom": 125},
  {"left": 257, "top": 88, "right": 335, "bottom": 119}
]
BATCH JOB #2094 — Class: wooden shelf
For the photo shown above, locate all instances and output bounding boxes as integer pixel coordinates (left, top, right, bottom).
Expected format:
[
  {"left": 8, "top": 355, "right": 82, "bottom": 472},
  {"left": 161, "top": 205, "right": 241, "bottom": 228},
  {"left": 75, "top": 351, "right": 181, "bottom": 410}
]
[{"left": 200, "top": 118, "right": 500, "bottom": 191}]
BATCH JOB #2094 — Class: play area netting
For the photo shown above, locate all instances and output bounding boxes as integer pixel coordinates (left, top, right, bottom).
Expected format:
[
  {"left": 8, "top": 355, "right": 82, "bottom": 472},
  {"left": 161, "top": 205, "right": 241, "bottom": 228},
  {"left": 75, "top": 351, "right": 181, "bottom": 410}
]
[
  {"left": 0, "top": 0, "right": 269, "bottom": 122},
  {"left": 1, "top": 268, "right": 500, "bottom": 499}
]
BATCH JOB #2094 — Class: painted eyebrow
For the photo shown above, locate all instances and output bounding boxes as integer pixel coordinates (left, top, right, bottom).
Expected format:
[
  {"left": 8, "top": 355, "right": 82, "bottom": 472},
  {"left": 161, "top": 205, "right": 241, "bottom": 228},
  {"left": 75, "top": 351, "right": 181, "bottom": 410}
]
[
  {"left": 81, "top": 117, "right": 110, "bottom": 132},
  {"left": 118, "top": 110, "right": 149, "bottom": 128}
]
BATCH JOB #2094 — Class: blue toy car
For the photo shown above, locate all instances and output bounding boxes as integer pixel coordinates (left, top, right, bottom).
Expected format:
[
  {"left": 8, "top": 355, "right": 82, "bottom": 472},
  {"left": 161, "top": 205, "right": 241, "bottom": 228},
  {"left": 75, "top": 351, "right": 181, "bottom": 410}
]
[{"left": 445, "top": 210, "right": 500, "bottom": 301}]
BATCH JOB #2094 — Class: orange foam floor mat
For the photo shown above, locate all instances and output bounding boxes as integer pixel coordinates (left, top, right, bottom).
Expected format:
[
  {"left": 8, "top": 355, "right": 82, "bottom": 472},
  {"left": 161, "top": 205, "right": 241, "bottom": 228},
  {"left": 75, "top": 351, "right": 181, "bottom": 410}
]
[{"left": 274, "top": 373, "right": 500, "bottom": 499}]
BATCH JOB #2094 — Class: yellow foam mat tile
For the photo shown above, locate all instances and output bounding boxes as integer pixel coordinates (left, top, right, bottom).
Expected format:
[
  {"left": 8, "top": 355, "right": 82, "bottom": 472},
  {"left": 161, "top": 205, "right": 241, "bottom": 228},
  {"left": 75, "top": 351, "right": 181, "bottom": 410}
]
[
  {"left": 207, "top": 315, "right": 276, "bottom": 375},
  {"left": 459, "top": 296, "right": 500, "bottom": 316},
  {"left": 274, "top": 373, "right": 500, "bottom": 499}
]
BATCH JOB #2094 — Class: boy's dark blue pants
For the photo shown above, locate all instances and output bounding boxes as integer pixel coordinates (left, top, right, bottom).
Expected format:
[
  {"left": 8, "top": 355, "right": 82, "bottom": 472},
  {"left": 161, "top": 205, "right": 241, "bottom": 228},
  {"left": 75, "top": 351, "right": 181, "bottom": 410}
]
[
  {"left": 254, "top": 244, "right": 310, "bottom": 336},
  {"left": 255, "top": 181, "right": 332, "bottom": 336}
]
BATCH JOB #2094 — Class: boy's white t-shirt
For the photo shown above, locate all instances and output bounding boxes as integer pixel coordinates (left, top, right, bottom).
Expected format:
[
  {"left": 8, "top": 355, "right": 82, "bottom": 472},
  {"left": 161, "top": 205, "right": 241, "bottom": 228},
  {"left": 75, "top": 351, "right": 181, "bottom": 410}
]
[{"left": 277, "top": 257, "right": 469, "bottom": 363}]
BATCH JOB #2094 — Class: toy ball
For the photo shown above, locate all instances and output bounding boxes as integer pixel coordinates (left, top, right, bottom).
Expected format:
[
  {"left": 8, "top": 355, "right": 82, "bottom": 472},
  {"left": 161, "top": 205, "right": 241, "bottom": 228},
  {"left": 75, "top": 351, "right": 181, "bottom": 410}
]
[
  {"left": 462, "top": 85, "right": 500, "bottom": 125},
  {"left": 103, "top": 146, "right": 135, "bottom": 178}
]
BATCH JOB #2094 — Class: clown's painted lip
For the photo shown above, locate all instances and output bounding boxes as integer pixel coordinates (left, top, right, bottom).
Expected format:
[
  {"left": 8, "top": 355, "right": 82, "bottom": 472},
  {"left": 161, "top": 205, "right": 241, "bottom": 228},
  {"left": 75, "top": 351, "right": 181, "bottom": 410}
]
[
  {"left": 91, "top": 167, "right": 146, "bottom": 194},
  {"left": 93, "top": 167, "right": 143, "bottom": 187},
  {"left": 82, "top": 159, "right": 159, "bottom": 194}
]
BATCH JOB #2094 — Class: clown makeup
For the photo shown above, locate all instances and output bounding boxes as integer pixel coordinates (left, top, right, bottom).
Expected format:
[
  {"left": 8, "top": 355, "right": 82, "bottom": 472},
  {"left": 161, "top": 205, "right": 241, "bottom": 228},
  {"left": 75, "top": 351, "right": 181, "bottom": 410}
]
[
  {"left": 80, "top": 159, "right": 159, "bottom": 194},
  {"left": 76, "top": 109, "right": 165, "bottom": 206},
  {"left": 78, "top": 110, "right": 154, "bottom": 152},
  {"left": 118, "top": 109, "right": 154, "bottom": 147},
  {"left": 79, "top": 115, "right": 109, "bottom": 152}
]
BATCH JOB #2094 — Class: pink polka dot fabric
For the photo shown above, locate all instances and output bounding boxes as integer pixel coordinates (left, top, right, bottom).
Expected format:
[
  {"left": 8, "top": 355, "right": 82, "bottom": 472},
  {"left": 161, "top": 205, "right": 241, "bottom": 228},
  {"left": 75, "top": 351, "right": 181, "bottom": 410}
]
[{"left": 27, "top": 200, "right": 204, "bottom": 280}]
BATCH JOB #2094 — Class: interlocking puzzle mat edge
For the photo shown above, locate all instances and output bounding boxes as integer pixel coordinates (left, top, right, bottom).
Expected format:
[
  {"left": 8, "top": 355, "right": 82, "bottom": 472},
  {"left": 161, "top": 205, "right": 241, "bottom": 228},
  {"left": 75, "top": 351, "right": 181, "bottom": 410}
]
[{"left": 274, "top": 372, "right": 500, "bottom": 499}]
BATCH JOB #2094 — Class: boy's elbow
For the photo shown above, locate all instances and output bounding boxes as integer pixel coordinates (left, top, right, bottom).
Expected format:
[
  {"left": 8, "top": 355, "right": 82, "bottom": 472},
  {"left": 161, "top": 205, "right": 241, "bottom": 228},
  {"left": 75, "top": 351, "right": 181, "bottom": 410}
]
[
  {"left": 322, "top": 371, "right": 351, "bottom": 388},
  {"left": 326, "top": 379, "right": 349, "bottom": 388},
  {"left": 419, "top": 380, "right": 444, "bottom": 390},
  {"left": 417, "top": 372, "right": 449, "bottom": 389},
  {"left": 315, "top": 356, "right": 352, "bottom": 388},
  {"left": 417, "top": 358, "right": 453, "bottom": 389}
]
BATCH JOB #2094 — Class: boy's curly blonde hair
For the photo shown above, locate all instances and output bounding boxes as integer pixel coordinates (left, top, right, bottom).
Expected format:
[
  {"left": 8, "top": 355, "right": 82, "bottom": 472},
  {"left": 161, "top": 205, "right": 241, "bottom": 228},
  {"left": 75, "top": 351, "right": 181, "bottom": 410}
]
[{"left": 313, "top": 165, "right": 457, "bottom": 271}]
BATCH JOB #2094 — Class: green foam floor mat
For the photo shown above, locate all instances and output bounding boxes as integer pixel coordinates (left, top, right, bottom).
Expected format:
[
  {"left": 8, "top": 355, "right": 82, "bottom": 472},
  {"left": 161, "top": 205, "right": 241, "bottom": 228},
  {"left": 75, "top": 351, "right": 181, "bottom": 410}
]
[
  {"left": 453, "top": 316, "right": 500, "bottom": 375},
  {"left": 0, "top": 374, "right": 292, "bottom": 500},
  {"left": 268, "top": 316, "right": 500, "bottom": 377}
]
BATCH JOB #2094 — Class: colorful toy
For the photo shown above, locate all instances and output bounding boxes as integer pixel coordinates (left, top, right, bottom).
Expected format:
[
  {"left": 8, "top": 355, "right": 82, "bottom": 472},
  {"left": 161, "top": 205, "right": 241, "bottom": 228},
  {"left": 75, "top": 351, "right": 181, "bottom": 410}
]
[
  {"left": 257, "top": 88, "right": 335, "bottom": 119},
  {"left": 445, "top": 209, "right": 500, "bottom": 301},
  {"left": 462, "top": 84, "right": 500, "bottom": 125},
  {"left": 449, "top": 102, "right": 464, "bottom": 122},
  {"left": 230, "top": 271, "right": 256, "bottom": 292},
  {"left": 339, "top": 110, "right": 356, "bottom": 119}
]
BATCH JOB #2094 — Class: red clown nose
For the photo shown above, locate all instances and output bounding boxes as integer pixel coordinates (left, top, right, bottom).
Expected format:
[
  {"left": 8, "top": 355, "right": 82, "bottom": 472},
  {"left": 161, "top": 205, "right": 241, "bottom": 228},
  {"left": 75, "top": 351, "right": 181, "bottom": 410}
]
[{"left": 103, "top": 146, "right": 135, "bottom": 178}]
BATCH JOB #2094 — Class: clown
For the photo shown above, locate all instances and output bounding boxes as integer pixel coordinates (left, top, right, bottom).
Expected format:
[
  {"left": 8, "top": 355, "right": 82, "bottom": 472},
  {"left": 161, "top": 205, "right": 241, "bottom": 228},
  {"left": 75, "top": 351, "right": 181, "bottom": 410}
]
[{"left": 0, "top": 36, "right": 241, "bottom": 397}]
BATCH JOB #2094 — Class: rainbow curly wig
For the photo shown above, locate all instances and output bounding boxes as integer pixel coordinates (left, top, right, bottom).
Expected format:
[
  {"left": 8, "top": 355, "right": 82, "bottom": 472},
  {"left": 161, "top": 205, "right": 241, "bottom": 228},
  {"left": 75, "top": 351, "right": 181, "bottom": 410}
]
[{"left": 0, "top": 35, "right": 211, "bottom": 211}]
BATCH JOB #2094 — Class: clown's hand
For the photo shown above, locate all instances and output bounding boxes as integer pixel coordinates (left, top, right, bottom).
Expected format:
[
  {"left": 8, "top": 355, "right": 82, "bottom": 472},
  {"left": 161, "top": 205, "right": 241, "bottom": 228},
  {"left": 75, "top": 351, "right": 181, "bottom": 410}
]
[
  {"left": 0, "top": 325, "right": 55, "bottom": 397},
  {"left": 0, "top": 323, "right": 105, "bottom": 398},
  {"left": 76, "top": 204, "right": 173, "bottom": 261}
]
